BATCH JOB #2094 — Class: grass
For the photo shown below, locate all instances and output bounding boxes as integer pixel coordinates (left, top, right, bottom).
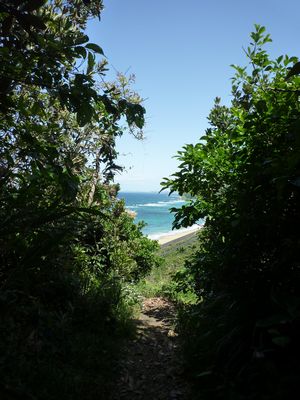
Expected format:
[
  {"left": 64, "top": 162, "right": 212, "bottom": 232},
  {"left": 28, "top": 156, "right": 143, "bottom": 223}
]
[{"left": 136, "top": 232, "right": 199, "bottom": 304}]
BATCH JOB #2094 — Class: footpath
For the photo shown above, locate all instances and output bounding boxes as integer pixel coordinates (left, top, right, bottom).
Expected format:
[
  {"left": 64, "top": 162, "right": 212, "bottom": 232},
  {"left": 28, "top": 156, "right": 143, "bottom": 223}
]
[{"left": 112, "top": 297, "right": 189, "bottom": 400}]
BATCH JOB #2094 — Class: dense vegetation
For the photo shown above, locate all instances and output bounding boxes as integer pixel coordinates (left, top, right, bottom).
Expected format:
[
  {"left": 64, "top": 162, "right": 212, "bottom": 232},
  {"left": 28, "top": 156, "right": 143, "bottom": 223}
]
[
  {"left": 137, "top": 233, "right": 198, "bottom": 303},
  {"left": 0, "top": 1, "right": 160, "bottom": 399},
  {"left": 163, "top": 25, "right": 300, "bottom": 399},
  {"left": 2, "top": 4, "right": 300, "bottom": 398}
]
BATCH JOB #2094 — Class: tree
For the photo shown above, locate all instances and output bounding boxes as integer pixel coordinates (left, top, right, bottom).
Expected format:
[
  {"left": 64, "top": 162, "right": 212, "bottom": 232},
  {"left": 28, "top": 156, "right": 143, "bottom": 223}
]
[
  {"left": 0, "top": 2, "right": 160, "bottom": 399},
  {"left": 162, "top": 25, "right": 300, "bottom": 399}
]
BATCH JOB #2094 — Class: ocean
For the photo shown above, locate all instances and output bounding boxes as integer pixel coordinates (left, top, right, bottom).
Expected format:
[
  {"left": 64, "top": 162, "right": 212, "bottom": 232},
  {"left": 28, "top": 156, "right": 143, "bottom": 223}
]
[{"left": 118, "top": 191, "right": 200, "bottom": 239}]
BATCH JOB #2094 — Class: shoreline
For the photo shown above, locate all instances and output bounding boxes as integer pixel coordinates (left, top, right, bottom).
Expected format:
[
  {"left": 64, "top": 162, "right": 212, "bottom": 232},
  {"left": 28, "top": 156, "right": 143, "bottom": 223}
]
[{"left": 153, "top": 225, "right": 201, "bottom": 245}]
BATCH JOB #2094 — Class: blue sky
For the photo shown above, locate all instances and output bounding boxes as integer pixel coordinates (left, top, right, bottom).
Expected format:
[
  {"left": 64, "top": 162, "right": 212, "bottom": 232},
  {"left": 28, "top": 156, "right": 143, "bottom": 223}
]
[{"left": 87, "top": 0, "right": 300, "bottom": 192}]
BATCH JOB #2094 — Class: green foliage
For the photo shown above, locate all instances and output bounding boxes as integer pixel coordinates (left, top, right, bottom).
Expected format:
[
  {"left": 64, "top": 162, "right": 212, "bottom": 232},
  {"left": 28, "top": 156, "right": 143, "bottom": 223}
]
[
  {"left": 163, "top": 25, "right": 300, "bottom": 399},
  {"left": 137, "top": 233, "right": 198, "bottom": 304},
  {"left": 0, "top": 1, "right": 159, "bottom": 399}
]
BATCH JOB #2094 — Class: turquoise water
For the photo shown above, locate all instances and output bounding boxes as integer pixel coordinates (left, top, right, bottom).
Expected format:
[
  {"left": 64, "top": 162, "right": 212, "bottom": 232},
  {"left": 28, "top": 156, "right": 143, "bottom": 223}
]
[{"left": 118, "top": 192, "right": 199, "bottom": 238}]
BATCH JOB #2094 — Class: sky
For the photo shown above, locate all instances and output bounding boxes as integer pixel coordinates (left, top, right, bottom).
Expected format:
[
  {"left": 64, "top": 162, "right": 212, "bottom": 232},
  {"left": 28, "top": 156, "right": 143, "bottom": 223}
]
[{"left": 87, "top": 0, "right": 300, "bottom": 192}]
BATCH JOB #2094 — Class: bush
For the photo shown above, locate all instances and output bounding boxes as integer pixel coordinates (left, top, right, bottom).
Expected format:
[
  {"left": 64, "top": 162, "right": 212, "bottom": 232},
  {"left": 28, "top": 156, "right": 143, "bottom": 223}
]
[
  {"left": 163, "top": 25, "right": 300, "bottom": 399},
  {"left": 0, "top": 2, "right": 159, "bottom": 398}
]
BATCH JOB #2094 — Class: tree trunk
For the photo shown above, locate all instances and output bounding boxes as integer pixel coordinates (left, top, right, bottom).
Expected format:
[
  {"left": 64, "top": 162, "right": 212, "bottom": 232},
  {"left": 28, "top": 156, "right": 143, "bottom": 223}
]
[{"left": 87, "top": 151, "right": 101, "bottom": 206}]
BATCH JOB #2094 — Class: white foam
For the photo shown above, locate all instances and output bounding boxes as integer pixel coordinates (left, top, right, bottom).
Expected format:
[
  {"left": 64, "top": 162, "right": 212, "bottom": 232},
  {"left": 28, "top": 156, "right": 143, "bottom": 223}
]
[{"left": 126, "top": 199, "right": 185, "bottom": 208}]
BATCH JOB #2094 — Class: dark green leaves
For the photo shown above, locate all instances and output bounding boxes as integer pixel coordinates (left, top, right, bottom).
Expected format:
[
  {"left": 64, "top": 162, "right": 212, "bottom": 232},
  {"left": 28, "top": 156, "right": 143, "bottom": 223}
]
[
  {"left": 22, "top": 0, "right": 47, "bottom": 12},
  {"left": 0, "top": 3, "right": 159, "bottom": 400},
  {"left": 87, "top": 52, "right": 95, "bottom": 74},
  {"left": 76, "top": 102, "right": 94, "bottom": 126},
  {"left": 255, "top": 99, "right": 267, "bottom": 114},
  {"left": 286, "top": 61, "right": 300, "bottom": 79},
  {"left": 17, "top": 13, "right": 46, "bottom": 30},
  {"left": 74, "top": 34, "right": 89, "bottom": 45},
  {"left": 86, "top": 43, "right": 105, "bottom": 55},
  {"left": 289, "top": 177, "right": 300, "bottom": 187},
  {"left": 162, "top": 26, "right": 300, "bottom": 399},
  {"left": 75, "top": 46, "right": 87, "bottom": 59},
  {"left": 124, "top": 102, "right": 145, "bottom": 129},
  {"left": 250, "top": 24, "right": 272, "bottom": 45}
]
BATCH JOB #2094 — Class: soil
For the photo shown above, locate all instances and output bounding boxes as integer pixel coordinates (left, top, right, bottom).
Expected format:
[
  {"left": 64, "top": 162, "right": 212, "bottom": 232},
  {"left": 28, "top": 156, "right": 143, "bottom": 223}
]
[{"left": 112, "top": 297, "right": 189, "bottom": 400}]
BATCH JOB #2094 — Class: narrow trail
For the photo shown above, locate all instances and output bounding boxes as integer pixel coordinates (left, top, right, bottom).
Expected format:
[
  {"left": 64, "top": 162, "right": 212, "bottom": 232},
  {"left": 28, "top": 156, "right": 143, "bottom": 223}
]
[{"left": 112, "top": 297, "right": 189, "bottom": 400}]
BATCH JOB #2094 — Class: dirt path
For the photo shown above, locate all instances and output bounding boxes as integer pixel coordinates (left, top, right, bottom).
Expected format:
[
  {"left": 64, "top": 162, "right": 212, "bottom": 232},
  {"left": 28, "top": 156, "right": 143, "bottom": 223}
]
[{"left": 112, "top": 297, "right": 189, "bottom": 400}]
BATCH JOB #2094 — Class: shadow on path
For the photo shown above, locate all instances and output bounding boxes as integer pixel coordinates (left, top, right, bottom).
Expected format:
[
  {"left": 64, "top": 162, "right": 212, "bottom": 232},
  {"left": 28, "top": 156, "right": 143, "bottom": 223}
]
[{"left": 111, "top": 298, "right": 189, "bottom": 400}]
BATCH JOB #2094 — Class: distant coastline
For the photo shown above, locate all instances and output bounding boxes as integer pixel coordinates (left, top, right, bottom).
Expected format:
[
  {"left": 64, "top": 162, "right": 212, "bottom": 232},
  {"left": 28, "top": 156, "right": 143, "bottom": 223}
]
[
  {"left": 119, "top": 191, "right": 204, "bottom": 239},
  {"left": 119, "top": 191, "right": 187, "bottom": 237},
  {"left": 149, "top": 224, "right": 202, "bottom": 244}
]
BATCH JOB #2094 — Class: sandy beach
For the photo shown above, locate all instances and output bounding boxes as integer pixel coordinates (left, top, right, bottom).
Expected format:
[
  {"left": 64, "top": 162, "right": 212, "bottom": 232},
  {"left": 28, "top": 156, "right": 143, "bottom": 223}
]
[{"left": 157, "top": 226, "right": 201, "bottom": 245}]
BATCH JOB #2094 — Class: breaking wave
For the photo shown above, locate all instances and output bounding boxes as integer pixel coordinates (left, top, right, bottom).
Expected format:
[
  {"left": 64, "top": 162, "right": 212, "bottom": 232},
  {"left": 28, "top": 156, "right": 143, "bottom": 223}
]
[{"left": 126, "top": 199, "right": 185, "bottom": 209}]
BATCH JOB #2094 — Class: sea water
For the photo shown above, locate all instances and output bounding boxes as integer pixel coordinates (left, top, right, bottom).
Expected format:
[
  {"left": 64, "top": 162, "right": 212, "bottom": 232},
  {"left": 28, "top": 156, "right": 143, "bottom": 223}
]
[{"left": 118, "top": 192, "right": 200, "bottom": 239}]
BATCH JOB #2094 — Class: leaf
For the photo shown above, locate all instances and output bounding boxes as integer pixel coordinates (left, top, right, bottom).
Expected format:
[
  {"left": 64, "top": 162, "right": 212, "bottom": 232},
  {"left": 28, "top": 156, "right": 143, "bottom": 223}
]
[
  {"left": 258, "top": 26, "right": 266, "bottom": 35},
  {"left": 100, "top": 95, "right": 118, "bottom": 115},
  {"left": 85, "top": 43, "right": 105, "bottom": 56},
  {"left": 256, "top": 314, "right": 288, "bottom": 327},
  {"left": 76, "top": 102, "right": 94, "bottom": 126},
  {"left": 18, "top": 13, "right": 46, "bottom": 30},
  {"left": 264, "top": 65, "right": 272, "bottom": 71},
  {"left": 276, "top": 55, "right": 283, "bottom": 64},
  {"left": 2, "top": 16, "right": 14, "bottom": 35},
  {"left": 272, "top": 336, "right": 290, "bottom": 347},
  {"left": 197, "top": 371, "right": 212, "bottom": 377},
  {"left": 286, "top": 62, "right": 300, "bottom": 80},
  {"left": 256, "top": 100, "right": 267, "bottom": 113},
  {"left": 75, "top": 46, "right": 87, "bottom": 59},
  {"left": 74, "top": 35, "right": 89, "bottom": 45},
  {"left": 22, "top": 0, "right": 47, "bottom": 11},
  {"left": 289, "top": 177, "right": 300, "bottom": 188},
  {"left": 87, "top": 52, "right": 95, "bottom": 75},
  {"left": 231, "top": 219, "right": 239, "bottom": 228}
]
